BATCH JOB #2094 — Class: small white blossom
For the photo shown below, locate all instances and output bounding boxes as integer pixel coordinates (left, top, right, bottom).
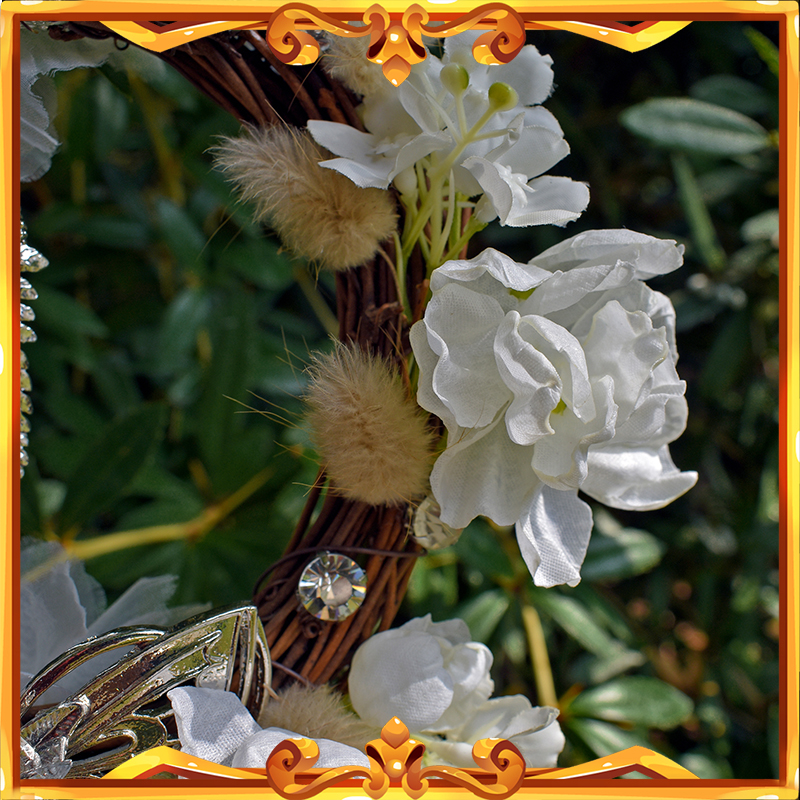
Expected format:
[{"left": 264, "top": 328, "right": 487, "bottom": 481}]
[
  {"left": 410, "top": 231, "right": 698, "bottom": 587},
  {"left": 348, "top": 615, "right": 493, "bottom": 732},
  {"left": 308, "top": 32, "right": 587, "bottom": 229},
  {"left": 423, "top": 696, "right": 564, "bottom": 769},
  {"left": 348, "top": 615, "right": 564, "bottom": 768}
]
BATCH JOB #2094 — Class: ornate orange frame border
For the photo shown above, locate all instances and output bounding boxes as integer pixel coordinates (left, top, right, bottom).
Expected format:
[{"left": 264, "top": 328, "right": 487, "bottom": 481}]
[{"left": 1, "top": 2, "right": 798, "bottom": 798}]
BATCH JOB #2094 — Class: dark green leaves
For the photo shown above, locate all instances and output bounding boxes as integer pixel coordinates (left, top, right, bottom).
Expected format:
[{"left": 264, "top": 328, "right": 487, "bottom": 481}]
[
  {"left": 58, "top": 405, "right": 167, "bottom": 534},
  {"left": 569, "top": 677, "right": 694, "bottom": 730},
  {"left": 581, "top": 522, "right": 666, "bottom": 582},
  {"left": 620, "top": 98, "right": 770, "bottom": 156}
]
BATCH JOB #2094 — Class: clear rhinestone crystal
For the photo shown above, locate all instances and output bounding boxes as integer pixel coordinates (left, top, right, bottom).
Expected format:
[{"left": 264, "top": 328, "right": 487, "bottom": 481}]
[
  {"left": 411, "top": 496, "right": 464, "bottom": 551},
  {"left": 297, "top": 552, "right": 367, "bottom": 621},
  {"left": 20, "top": 278, "right": 38, "bottom": 300},
  {"left": 20, "top": 322, "right": 37, "bottom": 343}
]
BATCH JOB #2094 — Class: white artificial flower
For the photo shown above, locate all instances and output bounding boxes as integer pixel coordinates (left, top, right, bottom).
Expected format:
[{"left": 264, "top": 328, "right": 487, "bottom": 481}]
[
  {"left": 348, "top": 614, "right": 493, "bottom": 733},
  {"left": 348, "top": 615, "right": 565, "bottom": 768},
  {"left": 168, "top": 687, "right": 370, "bottom": 769},
  {"left": 308, "top": 32, "right": 586, "bottom": 227},
  {"left": 423, "top": 696, "right": 564, "bottom": 769},
  {"left": 20, "top": 539, "right": 201, "bottom": 703},
  {"left": 467, "top": 164, "right": 590, "bottom": 227},
  {"left": 19, "top": 27, "right": 164, "bottom": 183},
  {"left": 410, "top": 230, "right": 698, "bottom": 588}
]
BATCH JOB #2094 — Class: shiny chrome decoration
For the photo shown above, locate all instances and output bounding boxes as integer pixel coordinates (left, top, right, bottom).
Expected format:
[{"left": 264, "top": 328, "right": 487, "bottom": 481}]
[
  {"left": 19, "top": 219, "right": 47, "bottom": 477},
  {"left": 297, "top": 552, "right": 367, "bottom": 621},
  {"left": 20, "top": 605, "right": 272, "bottom": 778},
  {"left": 411, "top": 495, "right": 464, "bottom": 551}
]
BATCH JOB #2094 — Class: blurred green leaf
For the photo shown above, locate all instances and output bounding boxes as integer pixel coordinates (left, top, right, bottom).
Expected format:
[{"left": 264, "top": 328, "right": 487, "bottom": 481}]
[
  {"left": 671, "top": 152, "right": 727, "bottom": 271},
  {"left": 456, "top": 589, "right": 510, "bottom": 644},
  {"left": 741, "top": 209, "right": 779, "bottom": 244},
  {"left": 454, "top": 520, "right": 515, "bottom": 580},
  {"left": 529, "top": 587, "right": 626, "bottom": 658},
  {"left": 689, "top": 75, "right": 770, "bottom": 117},
  {"left": 154, "top": 197, "right": 208, "bottom": 273},
  {"left": 58, "top": 404, "right": 167, "bottom": 533},
  {"left": 217, "top": 235, "right": 295, "bottom": 292},
  {"left": 699, "top": 309, "right": 750, "bottom": 398},
  {"left": 567, "top": 717, "right": 653, "bottom": 757},
  {"left": 75, "top": 215, "right": 152, "bottom": 250},
  {"left": 582, "top": 525, "right": 666, "bottom": 582},
  {"left": 678, "top": 751, "right": 733, "bottom": 779},
  {"left": 153, "top": 286, "right": 212, "bottom": 377},
  {"left": 745, "top": 27, "right": 779, "bottom": 78},
  {"left": 620, "top": 98, "right": 770, "bottom": 156},
  {"left": 696, "top": 165, "right": 758, "bottom": 206},
  {"left": 570, "top": 676, "right": 693, "bottom": 729},
  {"left": 33, "top": 284, "right": 109, "bottom": 339},
  {"left": 196, "top": 291, "right": 257, "bottom": 492}
]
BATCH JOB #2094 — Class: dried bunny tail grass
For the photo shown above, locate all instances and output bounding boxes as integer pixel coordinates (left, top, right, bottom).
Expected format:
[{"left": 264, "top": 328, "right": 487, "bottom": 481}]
[
  {"left": 306, "top": 344, "right": 434, "bottom": 506},
  {"left": 212, "top": 126, "right": 397, "bottom": 271},
  {"left": 322, "top": 35, "right": 390, "bottom": 99},
  {"left": 257, "top": 683, "right": 378, "bottom": 749}
]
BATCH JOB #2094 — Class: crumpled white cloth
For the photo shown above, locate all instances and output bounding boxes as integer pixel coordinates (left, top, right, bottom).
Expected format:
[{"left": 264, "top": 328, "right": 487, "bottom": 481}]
[
  {"left": 20, "top": 538, "right": 201, "bottom": 704},
  {"left": 167, "top": 686, "right": 370, "bottom": 769}
]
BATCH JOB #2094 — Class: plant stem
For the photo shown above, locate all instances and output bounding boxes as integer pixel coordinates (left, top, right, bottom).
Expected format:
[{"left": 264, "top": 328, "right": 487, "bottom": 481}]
[
  {"left": 522, "top": 603, "right": 558, "bottom": 708},
  {"left": 293, "top": 266, "right": 339, "bottom": 336},
  {"left": 63, "top": 466, "right": 274, "bottom": 561}
]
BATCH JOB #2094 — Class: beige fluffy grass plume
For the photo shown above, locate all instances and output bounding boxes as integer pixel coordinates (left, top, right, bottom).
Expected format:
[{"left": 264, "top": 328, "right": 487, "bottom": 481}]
[
  {"left": 306, "top": 344, "right": 434, "bottom": 506},
  {"left": 257, "top": 683, "right": 378, "bottom": 749},
  {"left": 213, "top": 126, "right": 396, "bottom": 271},
  {"left": 323, "top": 36, "right": 390, "bottom": 99}
]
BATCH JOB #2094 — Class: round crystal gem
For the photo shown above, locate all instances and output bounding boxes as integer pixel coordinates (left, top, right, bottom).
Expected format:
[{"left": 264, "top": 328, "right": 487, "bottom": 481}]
[
  {"left": 297, "top": 552, "right": 367, "bottom": 621},
  {"left": 411, "top": 496, "right": 464, "bottom": 551}
]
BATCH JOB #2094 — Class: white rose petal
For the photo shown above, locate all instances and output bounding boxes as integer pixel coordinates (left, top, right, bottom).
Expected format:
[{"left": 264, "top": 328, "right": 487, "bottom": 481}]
[{"left": 348, "top": 615, "right": 493, "bottom": 732}]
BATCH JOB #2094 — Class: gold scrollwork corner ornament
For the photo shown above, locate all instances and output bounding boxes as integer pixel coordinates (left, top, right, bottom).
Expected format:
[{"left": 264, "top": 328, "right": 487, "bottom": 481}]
[
  {"left": 265, "top": 716, "right": 526, "bottom": 799},
  {"left": 266, "top": 2, "right": 526, "bottom": 85}
]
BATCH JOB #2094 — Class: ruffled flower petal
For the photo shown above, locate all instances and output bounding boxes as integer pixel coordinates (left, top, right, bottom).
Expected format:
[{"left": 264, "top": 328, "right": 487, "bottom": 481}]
[
  {"left": 515, "top": 484, "right": 594, "bottom": 588},
  {"left": 582, "top": 444, "right": 698, "bottom": 511},
  {"left": 348, "top": 629, "right": 455, "bottom": 730},
  {"left": 413, "top": 236, "right": 694, "bottom": 587},
  {"left": 424, "top": 697, "right": 564, "bottom": 768},
  {"left": 424, "top": 283, "right": 509, "bottom": 428},
  {"left": 431, "top": 413, "right": 538, "bottom": 529}
]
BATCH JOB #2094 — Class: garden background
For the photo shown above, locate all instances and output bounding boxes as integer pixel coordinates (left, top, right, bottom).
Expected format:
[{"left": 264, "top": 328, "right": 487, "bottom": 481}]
[{"left": 19, "top": 19, "right": 781, "bottom": 779}]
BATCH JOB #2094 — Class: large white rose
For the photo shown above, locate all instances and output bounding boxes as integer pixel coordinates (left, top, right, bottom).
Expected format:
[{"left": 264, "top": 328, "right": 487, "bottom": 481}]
[
  {"left": 348, "top": 614, "right": 493, "bottom": 732},
  {"left": 410, "top": 230, "right": 698, "bottom": 588}
]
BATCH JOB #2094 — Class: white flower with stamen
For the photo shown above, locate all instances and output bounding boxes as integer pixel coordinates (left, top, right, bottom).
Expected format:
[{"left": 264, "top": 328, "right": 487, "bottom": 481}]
[{"left": 309, "top": 32, "right": 588, "bottom": 230}]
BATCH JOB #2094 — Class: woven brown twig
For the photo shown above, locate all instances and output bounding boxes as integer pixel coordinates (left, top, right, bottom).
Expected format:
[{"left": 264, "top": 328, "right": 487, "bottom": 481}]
[{"left": 56, "top": 22, "right": 430, "bottom": 689}]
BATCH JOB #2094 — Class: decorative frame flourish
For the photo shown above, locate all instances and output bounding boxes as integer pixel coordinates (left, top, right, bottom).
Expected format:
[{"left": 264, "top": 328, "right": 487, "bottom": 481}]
[
  {"left": 1, "top": 2, "right": 798, "bottom": 800},
  {"left": 103, "top": 716, "right": 699, "bottom": 793}
]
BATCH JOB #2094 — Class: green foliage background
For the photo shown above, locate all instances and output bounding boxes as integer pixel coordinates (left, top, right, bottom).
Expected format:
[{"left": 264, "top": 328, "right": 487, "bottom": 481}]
[{"left": 20, "top": 21, "right": 781, "bottom": 779}]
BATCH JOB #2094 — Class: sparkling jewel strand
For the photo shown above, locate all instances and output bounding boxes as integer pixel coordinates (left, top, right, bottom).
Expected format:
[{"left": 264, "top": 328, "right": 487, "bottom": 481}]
[{"left": 19, "top": 219, "right": 48, "bottom": 477}]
